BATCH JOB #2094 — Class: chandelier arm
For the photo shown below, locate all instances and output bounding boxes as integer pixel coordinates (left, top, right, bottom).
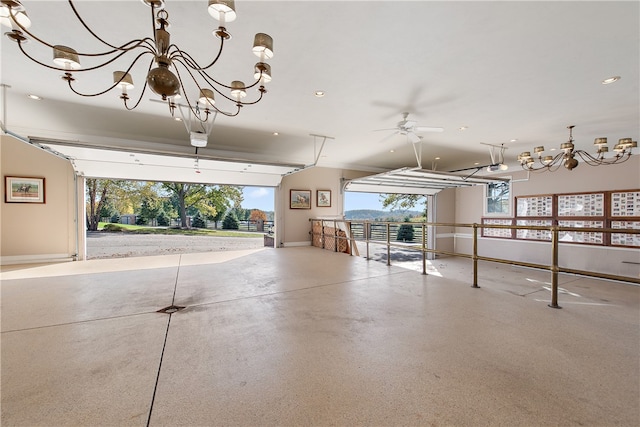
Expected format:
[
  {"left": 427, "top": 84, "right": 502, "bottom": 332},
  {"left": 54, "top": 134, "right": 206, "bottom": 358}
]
[
  {"left": 520, "top": 157, "right": 564, "bottom": 173},
  {"left": 538, "top": 152, "right": 564, "bottom": 168},
  {"left": 122, "top": 59, "right": 155, "bottom": 111},
  {"left": 67, "top": 0, "right": 153, "bottom": 53},
  {"left": 574, "top": 150, "right": 630, "bottom": 166},
  {"left": 172, "top": 66, "right": 217, "bottom": 123},
  {"left": 235, "top": 89, "right": 266, "bottom": 106},
  {"left": 171, "top": 57, "right": 240, "bottom": 105},
  {"left": 170, "top": 59, "right": 266, "bottom": 112},
  {"left": 168, "top": 36, "right": 226, "bottom": 71},
  {"left": 16, "top": 38, "right": 155, "bottom": 74},
  {"left": 171, "top": 55, "right": 229, "bottom": 89},
  {"left": 65, "top": 52, "right": 154, "bottom": 97},
  {"left": 170, "top": 53, "right": 265, "bottom": 92},
  {"left": 8, "top": 7, "right": 155, "bottom": 56}
]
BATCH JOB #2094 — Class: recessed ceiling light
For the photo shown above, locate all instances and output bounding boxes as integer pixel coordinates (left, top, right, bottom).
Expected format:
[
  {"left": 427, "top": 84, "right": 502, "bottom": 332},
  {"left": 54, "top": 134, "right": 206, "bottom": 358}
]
[
  {"left": 435, "top": 157, "right": 441, "bottom": 160},
  {"left": 273, "top": 132, "right": 279, "bottom": 136},
  {"left": 474, "top": 162, "right": 480, "bottom": 165},
  {"left": 314, "top": 90, "right": 325, "bottom": 98},
  {"left": 550, "top": 148, "right": 557, "bottom": 151},
  {"left": 174, "top": 117, "right": 182, "bottom": 122},
  {"left": 459, "top": 126, "right": 468, "bottom": 131},
  {"left": 510, "top": 139, "right": 518, "bottom": 142},
  {"left": 27, "top": 94, "right": 42, "bottom": 100},
  {"left": 389, "top": 149, "right": 395, "bottom": 153},
  {"left": 601, "top": 76, "right": 621, "bottom": 85}
]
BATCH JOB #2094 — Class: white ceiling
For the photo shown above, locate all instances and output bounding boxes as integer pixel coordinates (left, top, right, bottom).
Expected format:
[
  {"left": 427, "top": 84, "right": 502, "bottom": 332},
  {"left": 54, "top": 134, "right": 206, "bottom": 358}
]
[{"left": 2, "top": 0, "right": 638, "bottom": 180}]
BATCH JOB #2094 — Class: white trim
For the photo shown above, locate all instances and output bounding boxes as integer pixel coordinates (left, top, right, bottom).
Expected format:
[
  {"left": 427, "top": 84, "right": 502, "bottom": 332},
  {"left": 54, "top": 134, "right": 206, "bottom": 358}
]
[
  {"left": 1, "top": 254, "right": 74, "bottom": 266},
  {"left": 282, "top": 241, "right": 312, "bottom": 247},
  {"left": 436, "top": 233, "right": 456, "bottom": 239},
  {"left": 483, "top": 179, "right": 512, "bottom": 217},
  {"left": 454, "top": 233, "right": 473, "bottom": 239}
]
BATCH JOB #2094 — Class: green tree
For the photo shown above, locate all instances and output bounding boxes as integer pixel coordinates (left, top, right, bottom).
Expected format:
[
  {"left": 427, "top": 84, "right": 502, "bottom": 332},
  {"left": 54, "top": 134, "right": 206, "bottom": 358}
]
[
  {"left": 156, "top": 210, "right": 170, "bottom": 226},
  {"left": 99, "top": 198, "right": 116, "bottom": 220},
  {"left": 110, "top": 212, "right": 120, "bottom": 224},
  {"left": 381, "top": 194, "right": 427, "bottom": 216},
  {"left": 396, "top": 217, "right": 415, "bottom": 242},
  {"left": 138, "top": 195, "right": 162, "bottom": 225},
  {"left": 192, "top": 212, "right": 206, "bottom": 228},
  {"left": 222, "top": 212, "right": 240, "bottom": 230},
  {"left": 162, "top": 183, "right": 243, "bottom": 228},
  {"left": 86, "top": 178, "right": 114, "bottom": 231},
  {"left": 210, "top": 208, "right": 226, "bottom": 229}
]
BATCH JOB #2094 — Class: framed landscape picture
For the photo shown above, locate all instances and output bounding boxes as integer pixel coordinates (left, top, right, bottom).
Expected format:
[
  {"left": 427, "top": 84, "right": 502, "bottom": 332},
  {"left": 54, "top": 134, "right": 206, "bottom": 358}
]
[
  {"left": 5, "top": 176, "right": 45, "bottom": 203},
  {"left": 317, "top": 190, "right": 331, "bottom": 207},
  {"left": 290, "top": 189, "right": 311, "bottom": 209}
]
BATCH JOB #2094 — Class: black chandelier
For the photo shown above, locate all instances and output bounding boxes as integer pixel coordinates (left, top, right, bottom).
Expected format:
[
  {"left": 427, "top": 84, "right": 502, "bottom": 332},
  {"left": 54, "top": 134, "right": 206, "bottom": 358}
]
[
  {"left": 518, "top": 126, "right": 636, "bottom": 172},
  {"left": 1, "top": 0, "right": 273, "bottom": 125}
]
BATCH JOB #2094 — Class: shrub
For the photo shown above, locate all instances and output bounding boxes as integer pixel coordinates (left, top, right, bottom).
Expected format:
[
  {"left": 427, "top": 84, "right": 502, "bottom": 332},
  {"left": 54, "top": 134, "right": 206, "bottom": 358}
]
[
  {"left": 102, "top": 223, "right": 125, "bottom": 232},
  {"left": 156, "top": 210, "right": 170, "bottom": 226},
  {"left": 222, "top": 212, "right": 239, "bottom": 230},
  {"left": 192, "top": 212, "right": 206, "bottom": 228},
  {"left": 110, "top": 212, "right": 120, "bottom": 223},
  {"left": 135, "top": 215, "right": 147, "bottom": 226},
  {"left": 396, "top": 220, "right": 414, "bottom": 242}
]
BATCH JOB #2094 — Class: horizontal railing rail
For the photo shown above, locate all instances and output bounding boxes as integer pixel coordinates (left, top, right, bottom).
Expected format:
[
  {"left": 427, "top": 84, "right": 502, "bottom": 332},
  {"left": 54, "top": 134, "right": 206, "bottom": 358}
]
[{"left": 310, "top": 219, "right": 640, "bottom": 309}]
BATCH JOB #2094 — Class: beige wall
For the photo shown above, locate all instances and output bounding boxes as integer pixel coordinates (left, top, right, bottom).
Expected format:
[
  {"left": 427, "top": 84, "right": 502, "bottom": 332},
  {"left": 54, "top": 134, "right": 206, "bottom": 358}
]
[
  {"left": 1, "top": 135, "right": 78, "bottom": 264},
  {"left": 276, "top": 167, "right": 372, "bottom": 246},
  {"left": 434, "top": 188, "right": 456, "bottom": 253},
  {"left": 450, "top": 156, "right": 640, "bottom": 278}
]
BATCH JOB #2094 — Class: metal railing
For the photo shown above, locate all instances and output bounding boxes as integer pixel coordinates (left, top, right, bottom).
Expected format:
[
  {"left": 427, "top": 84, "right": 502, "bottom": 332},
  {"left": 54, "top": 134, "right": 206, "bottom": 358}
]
[{"left": 310, "top": 219, "right": 640, "bottom": 309}]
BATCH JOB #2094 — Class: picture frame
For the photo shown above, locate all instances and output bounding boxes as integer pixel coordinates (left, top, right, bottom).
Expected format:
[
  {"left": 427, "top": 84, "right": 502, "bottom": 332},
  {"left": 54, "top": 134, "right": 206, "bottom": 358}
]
[
  {"left": 290, "top": 189, "right": 311, "bottom": 209},
  {"left": 5, "top": 176, "right": 45, "bottom": 203},
  {"left": 317, "top": 190, "right": 331, "bottom": 207}
]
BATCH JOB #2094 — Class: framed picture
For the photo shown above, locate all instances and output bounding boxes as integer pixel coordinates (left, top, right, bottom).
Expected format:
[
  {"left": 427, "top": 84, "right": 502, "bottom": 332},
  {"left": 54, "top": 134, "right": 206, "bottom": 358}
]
[
  {"left": 5, "top": 176, "right": 45, "bottom": 203},
  {"left": 290, "top": 189, "right": 311, "bottom": 209},
  {"left": 317, "top": 190, "right": 331, "bottom": 207}
]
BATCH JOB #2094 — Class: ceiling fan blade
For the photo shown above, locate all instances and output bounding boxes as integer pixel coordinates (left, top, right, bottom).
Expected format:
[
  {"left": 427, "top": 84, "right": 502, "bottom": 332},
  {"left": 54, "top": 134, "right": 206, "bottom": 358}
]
[
  {"left": 372, "top": 128, "right": 399, "bottom": 132},
  {"left": 378, "top": 131, "right": 400, "bottom": 143},
  {"left": 407, "top": 132, "right": 421, "bottom": 143},
  {"left": 414, "top": 126, "right": 444, "bottom": 133}
]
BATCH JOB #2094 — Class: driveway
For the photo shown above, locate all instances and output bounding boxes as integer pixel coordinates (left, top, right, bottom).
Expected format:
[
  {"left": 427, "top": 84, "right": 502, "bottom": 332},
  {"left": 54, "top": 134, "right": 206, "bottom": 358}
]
[{"left": 86, "top": 232, "right": 266, "bottom": 259}]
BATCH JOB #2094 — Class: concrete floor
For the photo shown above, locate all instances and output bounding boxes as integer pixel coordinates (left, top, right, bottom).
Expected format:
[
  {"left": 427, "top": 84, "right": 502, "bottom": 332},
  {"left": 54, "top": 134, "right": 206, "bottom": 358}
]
[{"left": 1, "top": 247, "right": 638, "bottom": 426}]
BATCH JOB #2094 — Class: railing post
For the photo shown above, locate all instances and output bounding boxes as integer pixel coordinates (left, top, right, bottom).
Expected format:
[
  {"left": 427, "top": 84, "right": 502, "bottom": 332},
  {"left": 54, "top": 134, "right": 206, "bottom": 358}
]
[
  {"left": 549, "top": 225, "right": 562, "bottom": 309},
  {"left": 321, "top": 220, "right": 325, "bottom": 249},
  {"left": 348, "top": 221, "right": 353, "bottom": 256},
  {"left": 421, "top": 223, "right": 427, "bottom": 275},
  {"left": 386, "top": 222, "right": 391, "bottom": 266},
  {"left": 472, "top": 223, "right": 480, "bottom": 288},
  {"left": 333, "top": 220, "right": 338, "bottom": 252},
  {"left": 366, "top": 222, "right": 370, "bottom": 260}
]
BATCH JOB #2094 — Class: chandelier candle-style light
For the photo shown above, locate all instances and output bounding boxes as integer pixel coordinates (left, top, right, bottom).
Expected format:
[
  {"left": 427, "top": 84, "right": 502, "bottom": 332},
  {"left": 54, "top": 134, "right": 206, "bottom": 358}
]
[
  {"left": 1, "top": 0, "right": 274, "bottom": 125},
  {"left": 518, "top": 125, "right": 637, "bottom": 172}
]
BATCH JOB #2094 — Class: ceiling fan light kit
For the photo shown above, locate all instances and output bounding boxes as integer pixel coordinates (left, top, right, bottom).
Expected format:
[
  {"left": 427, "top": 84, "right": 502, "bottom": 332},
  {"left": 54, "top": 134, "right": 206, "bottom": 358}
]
[
  {"left": 1, "top": 0, "right": 274, "bottom": 132},
  {"left": 518, "top": 126, "right": 636, "bottom": 172}
]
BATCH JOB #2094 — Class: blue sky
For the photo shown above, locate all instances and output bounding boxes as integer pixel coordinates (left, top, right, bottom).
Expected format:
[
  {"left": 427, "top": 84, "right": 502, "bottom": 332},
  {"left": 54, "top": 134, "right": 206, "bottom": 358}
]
[
  {"left": 241, "top": 187, "right": 404, "bottom": 212},
  {"left": 241, "top": 187, "right": 274, "bottom": 211},
  {"left": 344, "top": 192, "right": 391, "bottom": 211}
]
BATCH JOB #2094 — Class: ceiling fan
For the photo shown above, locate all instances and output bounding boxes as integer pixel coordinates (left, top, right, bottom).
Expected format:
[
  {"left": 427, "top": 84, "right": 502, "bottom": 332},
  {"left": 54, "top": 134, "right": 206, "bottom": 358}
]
[{"left": 375, "top": 112, "right": 444, "bottom": 143}]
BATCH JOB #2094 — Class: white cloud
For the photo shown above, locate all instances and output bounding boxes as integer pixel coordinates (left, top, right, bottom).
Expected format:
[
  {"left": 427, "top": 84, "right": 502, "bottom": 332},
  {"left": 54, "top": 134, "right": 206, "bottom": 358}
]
[{"left": 248, "top": 188, "right": 269, "bottom": 198}]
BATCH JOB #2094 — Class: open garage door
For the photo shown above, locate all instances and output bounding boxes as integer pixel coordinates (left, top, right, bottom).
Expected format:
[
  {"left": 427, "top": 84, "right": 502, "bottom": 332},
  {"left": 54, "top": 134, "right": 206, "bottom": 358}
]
[
  {"left": 33, "top": 139, "right": 304, "bottom": 187},
  {"left": 344, "top": 166, "right": 509, "bottom": 195}
]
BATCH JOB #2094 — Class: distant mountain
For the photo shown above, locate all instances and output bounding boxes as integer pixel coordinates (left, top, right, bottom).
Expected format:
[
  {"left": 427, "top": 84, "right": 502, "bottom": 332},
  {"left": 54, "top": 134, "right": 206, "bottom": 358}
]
[
  {"left": 243, "top": 209, "right": 422, "bottom": 221},
  {"left": 345, "top": 209, "right": 423, "bottom": 221}
]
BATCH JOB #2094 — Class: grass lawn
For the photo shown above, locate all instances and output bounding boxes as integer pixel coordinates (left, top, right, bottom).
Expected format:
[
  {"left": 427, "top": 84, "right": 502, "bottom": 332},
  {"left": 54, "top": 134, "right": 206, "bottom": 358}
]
[{"left": 97, "top": 222, "right": 263, "bottom": 238}]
